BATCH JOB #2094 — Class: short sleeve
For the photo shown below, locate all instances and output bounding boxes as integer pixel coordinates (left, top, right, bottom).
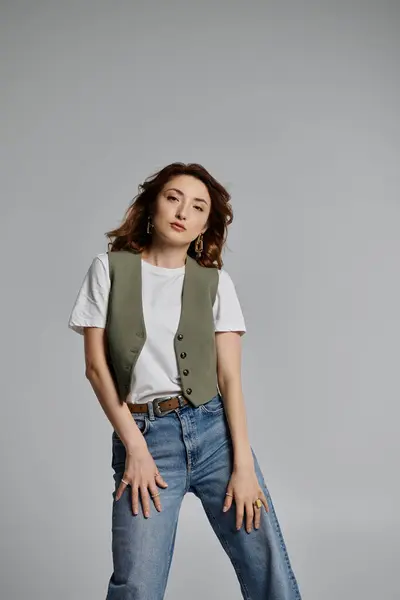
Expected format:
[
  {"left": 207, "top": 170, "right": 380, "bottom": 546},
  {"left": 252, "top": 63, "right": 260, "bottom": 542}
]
[
  {"left": 68, "top": 253, "right": 110, "bottom": 335},
  {"left": 213, "top": 269, "right": 246, "bottom": 335}
]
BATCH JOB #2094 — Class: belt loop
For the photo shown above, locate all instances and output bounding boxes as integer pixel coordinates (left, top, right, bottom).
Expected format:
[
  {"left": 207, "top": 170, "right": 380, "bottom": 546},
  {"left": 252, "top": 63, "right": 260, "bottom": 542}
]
[
  {"left": 147, "top": 400, "right": 155, "bottom": 421},
  {"left": 178, "top": 395, "right": 185, "bottom": 408}
]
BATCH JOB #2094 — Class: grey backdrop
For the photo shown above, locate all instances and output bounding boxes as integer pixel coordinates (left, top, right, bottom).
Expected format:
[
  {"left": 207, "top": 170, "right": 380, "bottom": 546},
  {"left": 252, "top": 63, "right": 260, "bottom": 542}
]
[{"left": 1, "top": 1, "right": 399, "bottom": 599}]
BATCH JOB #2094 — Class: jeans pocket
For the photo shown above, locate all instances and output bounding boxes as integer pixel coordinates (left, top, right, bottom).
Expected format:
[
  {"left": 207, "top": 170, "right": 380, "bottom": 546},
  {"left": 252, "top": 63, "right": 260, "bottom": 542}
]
[
  {"left": 113, "top": 414, "right": 150, "bottom": 441},
  {"left": 199, "top": 393, "right": 224, "bottom": 415},
  {"left": 111, "top": 415, "right": 150, "bottom": 473},
  {"left": 133, "top": 414, "right": 151, "bottom": 436}
]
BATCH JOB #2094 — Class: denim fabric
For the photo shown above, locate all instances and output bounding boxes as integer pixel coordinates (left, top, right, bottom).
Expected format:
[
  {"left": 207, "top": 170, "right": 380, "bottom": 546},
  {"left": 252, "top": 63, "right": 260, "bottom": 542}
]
[{"left": 106, "top": 393, "right": 302, "bottom": 600}]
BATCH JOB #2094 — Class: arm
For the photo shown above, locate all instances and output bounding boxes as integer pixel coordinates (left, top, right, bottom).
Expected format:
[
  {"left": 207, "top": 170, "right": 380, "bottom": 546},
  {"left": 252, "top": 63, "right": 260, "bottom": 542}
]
[
  {"left": 215, "top": 331, "right": 253, "bottom": 468},
  {"left": 84, "top": 327, "right": 146, "bottom": 453},
  {"left": 216, "top": 331, "right": 269, "bottom": 531},
  {"left": 69, "top": 255, "right": 168, "bottom": 511}
]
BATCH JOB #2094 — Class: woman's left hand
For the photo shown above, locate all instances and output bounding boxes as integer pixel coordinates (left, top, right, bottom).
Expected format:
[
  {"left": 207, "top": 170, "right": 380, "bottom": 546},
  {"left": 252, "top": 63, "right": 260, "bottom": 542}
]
[{"left": 223, "top": 467, "right": 269, "bottom": 532}]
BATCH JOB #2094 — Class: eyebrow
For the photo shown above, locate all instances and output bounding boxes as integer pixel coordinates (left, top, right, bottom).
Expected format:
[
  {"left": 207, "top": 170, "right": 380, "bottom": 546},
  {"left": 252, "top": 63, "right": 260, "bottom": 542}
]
[{"left": 165, "top": 187, "right": 209, "bottom": 205}]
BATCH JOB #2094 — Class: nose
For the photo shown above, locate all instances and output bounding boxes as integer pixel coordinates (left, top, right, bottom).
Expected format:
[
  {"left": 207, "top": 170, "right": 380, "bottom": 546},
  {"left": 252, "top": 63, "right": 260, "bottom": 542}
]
[{"left": 175, "top": 208, "right": 187, "bottom": 220}]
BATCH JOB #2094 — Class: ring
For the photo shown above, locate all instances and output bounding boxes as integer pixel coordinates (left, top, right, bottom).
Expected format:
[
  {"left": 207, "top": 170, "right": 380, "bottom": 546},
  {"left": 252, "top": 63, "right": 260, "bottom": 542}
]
[
  {"left": 121, "top": 478, "right": 129, "bottom": 485},
  {"left": 151, "top": 492, "right": 160, "bottom": 498},
  {"left": 254, "top": 498, "right": 262, "bottom": 508},
  {"left": 225, "top": 492, "right": 233, "bottom": 497}
]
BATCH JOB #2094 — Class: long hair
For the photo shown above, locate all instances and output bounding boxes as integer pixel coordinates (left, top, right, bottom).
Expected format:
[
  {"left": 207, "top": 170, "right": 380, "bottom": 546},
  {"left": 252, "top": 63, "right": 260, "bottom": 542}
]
[{"left": 105, "top": 162, "right": 233, "bottom": 269}]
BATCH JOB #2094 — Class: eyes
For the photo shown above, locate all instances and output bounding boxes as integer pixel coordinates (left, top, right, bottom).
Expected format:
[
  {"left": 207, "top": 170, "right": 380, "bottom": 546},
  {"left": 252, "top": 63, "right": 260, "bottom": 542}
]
[{"left": 167, "top": 195, "right": 204, "bottom": 212}]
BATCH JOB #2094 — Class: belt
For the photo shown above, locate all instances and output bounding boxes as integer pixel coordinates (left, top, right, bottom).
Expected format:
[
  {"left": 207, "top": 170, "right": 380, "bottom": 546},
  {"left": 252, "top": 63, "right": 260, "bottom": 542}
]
[{"left": 127, "top": 394, "right": 190, "bottom": 417}]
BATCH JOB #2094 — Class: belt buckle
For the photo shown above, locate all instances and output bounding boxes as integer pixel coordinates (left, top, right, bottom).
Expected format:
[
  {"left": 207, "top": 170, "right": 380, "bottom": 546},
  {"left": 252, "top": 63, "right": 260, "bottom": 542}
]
[{"left": 152, "top": 395, "right": 179, "bottom": 417}]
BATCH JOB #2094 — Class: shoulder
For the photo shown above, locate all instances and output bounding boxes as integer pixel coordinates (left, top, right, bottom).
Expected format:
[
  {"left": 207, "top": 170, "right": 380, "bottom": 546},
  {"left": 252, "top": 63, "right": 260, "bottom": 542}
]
[
  {"left": 212, "top": 266, "right": 246, "bottom": 333},
  {"left": 94, "top": 252, "right": 109, "bottom": 269},
  {"left": 187, "top": 256, "right": 219, "bottom": 281},
  {"left": 82, "top": 252, "right": 110, "bottom": 286},
  {"left": 215, "top": 267, "right": 243, "bottom": 306},
  {"left": 106, "top": 249, "right": 140, "bottom": 270},
  {"left": 91, "top": 252, "right": 109, "bottom": 276},
  {"left": 218, "top": 267, "right": 231, "bottom": 281},
  {"left": 217, "top": 267, "right": 236, "bottom": 290}
]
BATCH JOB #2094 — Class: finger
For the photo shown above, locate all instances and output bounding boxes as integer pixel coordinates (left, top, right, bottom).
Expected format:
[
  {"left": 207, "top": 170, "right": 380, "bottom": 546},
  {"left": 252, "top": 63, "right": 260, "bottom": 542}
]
[
  {"left": 155, "top": 472, "right": 168, "bottom": 488},
  {"left": 236, "top": 503, "right": 244, "bottom": 530},
  {"left": 131, "top": 484, "right": 139, "bottom": 516},
  {"left": 115, "top": 477, "right": 129, "bottom": 502},
  {"left": 222, "top": 492, "right": 233, "bottom": 513},
  {"left": 140, "top": 485, "right": 151, "bottom": 518},
  {"left": 259, "top": 490, "right": 269, "bottom": 512},
  {"left": 148, "top": 483, "right": 162, "bottom": 512},
  {"left": 245, "top": 502, "right": 254, "bottom": 533},
  {"left": 254, "top": 503, "right": 261, "bottom": 530}
]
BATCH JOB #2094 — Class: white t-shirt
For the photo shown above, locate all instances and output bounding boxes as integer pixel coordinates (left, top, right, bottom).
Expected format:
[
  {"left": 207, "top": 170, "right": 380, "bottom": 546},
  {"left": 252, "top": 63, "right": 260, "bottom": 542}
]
[{"left": 68, "top": 252, "right": 246, "bottom": 404}]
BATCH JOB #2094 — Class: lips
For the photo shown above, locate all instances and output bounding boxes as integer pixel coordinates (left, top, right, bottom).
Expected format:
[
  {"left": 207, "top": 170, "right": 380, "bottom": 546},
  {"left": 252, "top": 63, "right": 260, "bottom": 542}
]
[{"left": 170, "top": 223, "right": 186, "bottom": 231}]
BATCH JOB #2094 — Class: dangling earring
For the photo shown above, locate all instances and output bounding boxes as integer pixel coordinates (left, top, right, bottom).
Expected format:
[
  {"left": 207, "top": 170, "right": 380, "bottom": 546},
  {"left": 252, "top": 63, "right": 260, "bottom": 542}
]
[
  {"left": 147, "top": 215, "right": 153, "bottom": 234},
  {"left": 195, "top": 233, "right": 203, "bottom": 258}
]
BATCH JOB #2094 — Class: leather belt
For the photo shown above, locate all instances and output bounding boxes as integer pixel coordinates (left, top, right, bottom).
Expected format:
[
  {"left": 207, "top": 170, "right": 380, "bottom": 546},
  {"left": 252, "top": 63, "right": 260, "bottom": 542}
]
[{"left": 127, "top": 394, "right": 190, "bottom": 417}]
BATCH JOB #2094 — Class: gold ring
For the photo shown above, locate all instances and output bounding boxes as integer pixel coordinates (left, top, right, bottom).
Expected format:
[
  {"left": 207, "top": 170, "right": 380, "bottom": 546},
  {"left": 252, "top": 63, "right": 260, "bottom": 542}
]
[{"left": 254, "top": 498, "right": 262, "bottom": 508}]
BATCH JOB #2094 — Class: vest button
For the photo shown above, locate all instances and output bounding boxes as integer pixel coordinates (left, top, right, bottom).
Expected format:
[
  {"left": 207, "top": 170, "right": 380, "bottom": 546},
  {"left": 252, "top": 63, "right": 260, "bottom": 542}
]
[
  {"left": 136, "top": 332, "right": 144, "bottom": 338},
  {"left": 186, "top": 388, "right": 192, "bottom": 395},
  {"left": 180, "top": 352, "right": 187, "bottom": 359},
  {"left": 183, "top": 369, "right": 189, "bottom": 376},
  {"left": 177, "top": 334, "right": 183, "bottom": 341}
]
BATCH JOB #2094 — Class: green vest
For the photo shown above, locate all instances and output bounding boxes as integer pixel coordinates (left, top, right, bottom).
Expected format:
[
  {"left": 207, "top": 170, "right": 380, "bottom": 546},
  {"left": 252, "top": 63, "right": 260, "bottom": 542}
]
[{"left": 105, "top": 250, "right": 219, "bottom": 407}]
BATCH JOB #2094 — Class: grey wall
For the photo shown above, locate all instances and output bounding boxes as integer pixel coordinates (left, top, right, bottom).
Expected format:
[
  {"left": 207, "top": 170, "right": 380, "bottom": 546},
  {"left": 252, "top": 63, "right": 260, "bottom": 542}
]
[{"left": 1, "top": 1, "right": 399, "bottom": 598}]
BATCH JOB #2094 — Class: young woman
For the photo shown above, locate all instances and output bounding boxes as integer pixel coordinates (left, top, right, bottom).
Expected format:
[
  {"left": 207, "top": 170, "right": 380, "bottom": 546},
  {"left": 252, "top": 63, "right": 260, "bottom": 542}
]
[{"left": 68, "top": 162, "right": 302, "bottom": 599}]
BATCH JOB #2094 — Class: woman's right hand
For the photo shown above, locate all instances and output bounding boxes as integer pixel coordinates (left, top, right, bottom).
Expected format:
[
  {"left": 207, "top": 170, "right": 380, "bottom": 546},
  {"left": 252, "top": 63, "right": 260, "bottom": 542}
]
[{"left": 114, "top": 445, "right": 168, "bottom": 516}]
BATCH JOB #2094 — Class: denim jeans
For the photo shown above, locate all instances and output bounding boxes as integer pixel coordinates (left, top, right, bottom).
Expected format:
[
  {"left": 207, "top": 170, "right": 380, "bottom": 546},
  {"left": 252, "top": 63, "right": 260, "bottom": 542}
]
[{"left": 106, "top": 393, "right": 302, "bottom": 600}]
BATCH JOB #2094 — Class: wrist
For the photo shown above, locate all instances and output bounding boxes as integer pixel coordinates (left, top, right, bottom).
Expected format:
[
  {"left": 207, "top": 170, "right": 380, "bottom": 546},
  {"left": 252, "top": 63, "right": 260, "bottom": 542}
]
[
  {"left": 233, "top": 449, "right": 254, "bottom": 470},
  {"left": 125, "top": 436, "right": 147, "bottom": 454}
]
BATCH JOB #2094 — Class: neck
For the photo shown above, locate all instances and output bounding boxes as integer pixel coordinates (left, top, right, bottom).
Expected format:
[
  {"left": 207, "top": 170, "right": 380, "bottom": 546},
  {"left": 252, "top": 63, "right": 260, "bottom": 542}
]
[{"left": 141, "top": 240, "right": 189, "bottom": 268}]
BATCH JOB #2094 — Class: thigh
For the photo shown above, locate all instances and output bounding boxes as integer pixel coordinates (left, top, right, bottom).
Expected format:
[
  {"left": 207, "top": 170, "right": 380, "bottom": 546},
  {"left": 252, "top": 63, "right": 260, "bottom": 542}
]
[
  {"left": 192, "top": 409, "right": 302, "bottom": 599},
  {"left": 107, "top": 414, "right": 187, "bottom": 600}
]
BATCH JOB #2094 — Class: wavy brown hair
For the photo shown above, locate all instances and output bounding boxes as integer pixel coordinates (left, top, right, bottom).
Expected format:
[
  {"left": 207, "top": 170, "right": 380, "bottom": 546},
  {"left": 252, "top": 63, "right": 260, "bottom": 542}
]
[{"left": 105, "top": 162, "right": 233, "bottom": 269}]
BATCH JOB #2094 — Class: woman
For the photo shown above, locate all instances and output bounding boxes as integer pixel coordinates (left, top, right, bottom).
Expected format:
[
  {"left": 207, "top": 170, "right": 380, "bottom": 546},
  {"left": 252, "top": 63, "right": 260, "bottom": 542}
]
[{"left": 68, "top": 162, "right": 302, "bottom": 599}]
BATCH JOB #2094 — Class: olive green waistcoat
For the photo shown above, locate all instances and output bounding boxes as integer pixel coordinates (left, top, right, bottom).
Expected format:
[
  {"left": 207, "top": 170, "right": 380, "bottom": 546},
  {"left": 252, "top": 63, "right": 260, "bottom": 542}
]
[{"left": 105, "top": 250, "right": 219, "bottom": 407}]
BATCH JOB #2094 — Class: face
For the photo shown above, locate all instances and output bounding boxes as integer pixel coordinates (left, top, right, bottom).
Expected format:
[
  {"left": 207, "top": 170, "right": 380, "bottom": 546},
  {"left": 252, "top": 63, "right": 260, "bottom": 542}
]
[{"left": 151, "top": 174, "right": 211, "bottom": 248}]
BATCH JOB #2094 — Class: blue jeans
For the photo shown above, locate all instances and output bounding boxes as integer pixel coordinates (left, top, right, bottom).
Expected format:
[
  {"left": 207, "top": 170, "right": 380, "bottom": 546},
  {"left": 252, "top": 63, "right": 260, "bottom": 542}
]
[{"left": 106, "top": 393, "right": 302, "bottom": 599}]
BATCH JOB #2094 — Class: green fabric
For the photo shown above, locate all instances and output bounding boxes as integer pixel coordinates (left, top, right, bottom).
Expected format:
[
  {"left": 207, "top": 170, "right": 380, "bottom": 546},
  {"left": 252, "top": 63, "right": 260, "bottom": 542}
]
[{"left": 105, "top": 250, "right": 219, "bottom": 407}]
